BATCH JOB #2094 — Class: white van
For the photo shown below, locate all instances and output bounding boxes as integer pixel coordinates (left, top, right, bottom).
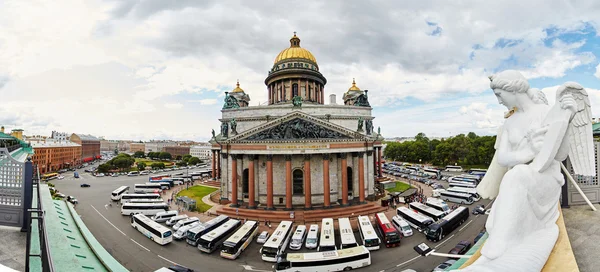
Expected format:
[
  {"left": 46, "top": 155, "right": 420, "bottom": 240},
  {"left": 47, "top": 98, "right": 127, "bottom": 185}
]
[
  {"left": 166, "top": 214, "right": 189, "bottom": 226},
  {"left": 305, "top": 224, "right": 319, "bottom": 249},
  {"left": 173, "top": 221, "right": 201, "bottom": 240},
  {"left": 289, "top": 225, "right": 307, "bottom": 250},
  {"left": 173, "top": 217, "right": 200, "bottom": 231},
  {"left": 391, "top": 215, "right": 413, "bottom": 237},
  {"left": 151, "top": 210, "right": 178, "bottom": 223},
  {"left": 128, "top": 171, "right": 140, "bottom": 176}
]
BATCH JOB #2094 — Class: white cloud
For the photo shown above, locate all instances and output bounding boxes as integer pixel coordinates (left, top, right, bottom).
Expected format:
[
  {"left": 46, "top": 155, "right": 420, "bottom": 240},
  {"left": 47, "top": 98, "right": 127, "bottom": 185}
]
[
  {"left": 1, "top": 0, "right": 600, "bottom": 140},
  {"left": 164, "top": 103, "right": 183, "bottom": 109},
  {"left": 190, "top": 99, "right": 218, "bottom": 105}
]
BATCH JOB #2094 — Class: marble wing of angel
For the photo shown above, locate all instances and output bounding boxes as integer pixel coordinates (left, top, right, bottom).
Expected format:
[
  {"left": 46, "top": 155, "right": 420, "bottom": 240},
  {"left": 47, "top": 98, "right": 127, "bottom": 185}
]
[{"left": 477, "top": 83, "right": 595, "bottom": 199}]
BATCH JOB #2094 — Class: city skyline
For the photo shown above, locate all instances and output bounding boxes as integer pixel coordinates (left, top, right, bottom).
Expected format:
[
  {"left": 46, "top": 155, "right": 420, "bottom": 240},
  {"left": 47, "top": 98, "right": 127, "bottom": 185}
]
[{"left": 1, "top": 1, "right": 600, "bottom": 141}]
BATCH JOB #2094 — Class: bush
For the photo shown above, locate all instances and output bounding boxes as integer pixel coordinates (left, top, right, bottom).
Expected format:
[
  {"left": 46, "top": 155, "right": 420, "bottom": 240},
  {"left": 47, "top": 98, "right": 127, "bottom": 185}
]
[{"left": 47, "top": 182, "right": 55, "bottom": 187}]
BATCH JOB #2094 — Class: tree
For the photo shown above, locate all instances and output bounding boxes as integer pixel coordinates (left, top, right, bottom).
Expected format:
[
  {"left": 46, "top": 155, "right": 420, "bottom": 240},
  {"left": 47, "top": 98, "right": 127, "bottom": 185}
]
[
  {"left": 148, "top": 152, "right": 158, "bottom": 159},
  {"left": 151, "top": 162, "right": 165, "bottom": 169},
  {"left": 177, "top": 161, "right": 187, "bottom": 167},
  {"left": 133, "top": 151, "right": 145, "bottom": 158},
  {"left": 182, "top": 154, "right": 192, "bottom": 162},
  {"left": 97, "top": 163, "right": 113, "bottom": 173},
  {"left": 176, "top": 155, "right": 183, "bottom": 161},
  {"left": 187, "top": 157, "right": 200, "bottom": 166},
  {"left": 159, "top": 152, "right": 172, "bottom": 160},
  {"left": 137, "top": 162, "right": 147, "bottom": 171}
]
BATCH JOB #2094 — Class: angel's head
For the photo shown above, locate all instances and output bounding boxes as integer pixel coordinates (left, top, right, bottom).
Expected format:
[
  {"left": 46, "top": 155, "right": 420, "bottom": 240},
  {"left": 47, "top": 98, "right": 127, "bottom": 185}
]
[{"left": 489, "top": 70, "right": 530, "bottom": 110}]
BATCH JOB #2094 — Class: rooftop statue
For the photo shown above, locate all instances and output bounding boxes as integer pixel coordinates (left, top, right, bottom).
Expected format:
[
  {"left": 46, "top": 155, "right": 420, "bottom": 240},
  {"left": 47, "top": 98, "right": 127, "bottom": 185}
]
[
  {"left": 357, "top": 117, "right": 364, "bottom": 132},
  {"left": 457, "top": 70, "right": 595, "bottom": 272},
  {"left": 222, "top": 92, "right": 240, "bottom": 109},
  {"left": 292, "top": 95, "right": 303, "bottom": 107}
]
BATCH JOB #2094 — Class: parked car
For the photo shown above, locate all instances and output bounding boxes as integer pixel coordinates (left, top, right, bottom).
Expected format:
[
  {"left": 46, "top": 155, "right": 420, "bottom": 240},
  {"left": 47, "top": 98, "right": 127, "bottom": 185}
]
[
  {"left": 57, "top": 175, "right": 64, "bottom": 180},
  {"left": 256, "top": 231, "right": 269, "bottom": 244},
  {"left": 55, "top": 193, "right": 66, "bottom": 198},
  {"left": 472, "top": 205, "right": 486, "bottom": 215},
  {"left": 474, "top": 230, "right": 486, "bottom": 244},
  {"left": 433, "top": 259, "right": 457, "bottom": 271},
  {"left": 66, "top": 196, "right": 78, "bottom": 204},
  {"left": 80, "top": 183, "right": 91, "bottom": 188},
  {"left": 449, "top": 240, "right": 472, "bottom": 257}
]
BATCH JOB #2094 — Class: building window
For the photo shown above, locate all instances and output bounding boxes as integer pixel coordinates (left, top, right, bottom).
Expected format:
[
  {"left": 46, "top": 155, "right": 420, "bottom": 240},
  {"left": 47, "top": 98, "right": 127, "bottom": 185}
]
[
  {"left": 347, "top": 167, "right": 353, "bottom": 192},
  {"left": 292, "top": 83, "right": 299, "bottom": 97},
  {"left": 293, "top": 169, "right": 303, "bottom": 195}
]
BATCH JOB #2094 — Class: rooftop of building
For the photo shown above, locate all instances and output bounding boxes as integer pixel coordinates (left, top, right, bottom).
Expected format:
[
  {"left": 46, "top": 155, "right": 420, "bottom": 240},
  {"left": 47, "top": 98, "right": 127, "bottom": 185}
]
[
  {"left": 71, "top": 133, "right": 100, "bottom": 141},
  {"left": 30, "top": 141, "right": 81, "bottom": 148},
  {"left": 0, "top": 131, "right": 34, "bottom": 162}
]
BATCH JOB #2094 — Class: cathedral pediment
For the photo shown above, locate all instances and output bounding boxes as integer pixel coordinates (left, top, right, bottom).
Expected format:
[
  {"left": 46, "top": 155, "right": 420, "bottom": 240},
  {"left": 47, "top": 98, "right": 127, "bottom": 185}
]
[{"left": 229, "top": 111, "right": 366, "bottom": 142}]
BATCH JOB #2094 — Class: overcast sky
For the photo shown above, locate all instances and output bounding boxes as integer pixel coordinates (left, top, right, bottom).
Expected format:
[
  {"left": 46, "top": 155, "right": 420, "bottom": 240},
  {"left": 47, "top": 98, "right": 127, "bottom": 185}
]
[{"left": 1, "top": 0, "right": 600, "bottom": 141}]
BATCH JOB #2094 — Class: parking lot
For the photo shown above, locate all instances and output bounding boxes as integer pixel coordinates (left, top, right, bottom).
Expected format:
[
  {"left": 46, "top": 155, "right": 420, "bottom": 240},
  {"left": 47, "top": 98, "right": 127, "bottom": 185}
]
[{"left": 50, "top": 163, "right": 491, "bottom": 272}]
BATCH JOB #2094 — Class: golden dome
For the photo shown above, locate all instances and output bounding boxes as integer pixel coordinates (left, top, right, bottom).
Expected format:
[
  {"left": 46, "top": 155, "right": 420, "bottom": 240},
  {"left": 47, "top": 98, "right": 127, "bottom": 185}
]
[
  {"left": 232, "top": 80, "right": 245, "bottom": 93},
  {"left": 274, "top": 33, "right": 317, "bottom": 64},
  {"left": 348, "top": 78, "right": 361, "bottom": 91}
]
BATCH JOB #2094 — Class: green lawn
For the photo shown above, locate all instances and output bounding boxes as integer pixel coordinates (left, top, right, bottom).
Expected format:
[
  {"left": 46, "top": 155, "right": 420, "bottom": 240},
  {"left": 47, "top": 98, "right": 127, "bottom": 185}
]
[
  {"left": 177, "top": 185, "right": 218, "bottom": 213},
  {"left": 135, "top": 158, "right": 174, "bottom": 166},
  {"left": 387, "top": 181, "right": 412, "bottom": 193}
]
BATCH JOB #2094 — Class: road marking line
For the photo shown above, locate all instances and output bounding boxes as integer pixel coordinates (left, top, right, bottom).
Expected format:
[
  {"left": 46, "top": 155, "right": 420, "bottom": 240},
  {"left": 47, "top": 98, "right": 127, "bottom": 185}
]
[
  {"left": 130, "top": 239, "right": 150, "bottom": 251},
  {"left": 158, "top": 255, "right": 177, "bottom": 265},
  {"left": 434, "top": 234, "right": 455, "bottom": 249},
  {"left": 485, "top": 200, "right": 495, "bottom": 209},
  {"left": 396, "top": 255, "right": 420, "bottom": 267},
  {"left": 459, "top": 220, "right": 473, "bottom": 231},
  {"left": 90, "top": 205, "right": 126, "bottom": 236}
]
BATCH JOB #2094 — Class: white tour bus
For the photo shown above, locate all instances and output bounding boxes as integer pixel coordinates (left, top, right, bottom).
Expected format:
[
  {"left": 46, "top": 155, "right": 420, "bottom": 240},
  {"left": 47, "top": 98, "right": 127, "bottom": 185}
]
[
  {"left": 134, "top": 183, "right": 163, "bottom": 194},
  {"left": 338, "top": 218, "right": 358, "bottom": 249},
  {"left": 173, "top": 222, "right": 201, "bottom": 240},
  {"left": 289, "top": 225, "right": 307, "bottom": 250},
  {"left": 274, "top": 246, "right": 371, "bottom": 272},
  {"left": 166, "top": 214, "right": 189, "bottom": 226},
  {"left": 120, "top": 193, "right": 162, "bottom": 204},
  {"left": 121, "top": 202, "right": 169, "bottom": 216},
  {"left": 396, "top": 207, "right": 434, "bottom": 232},
  {"left": 151, "top": 210, "right": 178, "bottom": 223},
  {"left": 425, "top": 198, "right": 451, "bottom": 215},
  {"left": 305, "top": 224, "right": 319, "bottom": 249},
  {"left": 261, "top": 221, "right": 294, "bottom": 262},
  {"left": 128, "top": 171, "right": 140, "bottom": 176},
  {"left": 318, "top": 218, "right": 336, "bottom": 252},
  {"left": 423, "top": 168, "right": 442, "bottom": 179},
  {"left": 197, "top": 219, "right": 241, "bottom": 253},
  {"left": 391, "top": 215, "right": 413, "bottom": 237},
  {"left": 448, "top": 176, "right": 479, "bottom": 184},
  {"left": 173, "top": 217, "right": 201, "bottom": 231},
  {"left": 220, "top": 220, "right": 259, "bottom": 260},
  {"left": 408, "top": 202, "right": 446, "bottom": 221},
  {"left": 447, "top": 187, "right": 481, "bottom": 201},
  {"left": 439, "top": 190, "right": 474, "bottom": 205},
  {"left": 111, "top": 186, "right": 129, "bottom": 201},
  {"left": 357, "top": 215, "right": 380, "bottom": 251},
  {"left": 171, "top": 177, "right": 185, "bottom": 185},
  {"left": 131, "top": 214, "right": 173, "bottom": 245},
  {"left": 445, "top": 165, "right": 463, "bottom": 172},
  {"left": 129, "top": 199, "right": 165, "bottom": 204},
  {"left": 448, "top": 180, "right": 478, "bottom": 189},
  {"left": 186, "top": 215, "right": 230, "bottom": 246}
]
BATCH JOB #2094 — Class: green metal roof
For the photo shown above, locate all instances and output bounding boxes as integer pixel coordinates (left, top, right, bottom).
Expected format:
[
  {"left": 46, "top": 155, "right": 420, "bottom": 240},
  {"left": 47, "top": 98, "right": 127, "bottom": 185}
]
[
  {"left": 0, "top": 131, "right": 34, "bottom": 157},
  {"left": 34, "top": 184, "right": 128, "bottom": 272},
  {"left": 593, "top": 123, "right": 600, "bottom": 135}
]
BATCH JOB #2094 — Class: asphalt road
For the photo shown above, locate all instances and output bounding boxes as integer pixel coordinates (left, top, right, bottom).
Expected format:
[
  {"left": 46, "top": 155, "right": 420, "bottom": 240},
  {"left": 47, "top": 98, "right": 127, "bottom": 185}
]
[{"left": 52, "top": 167, "right": 491, "bottom": 272}]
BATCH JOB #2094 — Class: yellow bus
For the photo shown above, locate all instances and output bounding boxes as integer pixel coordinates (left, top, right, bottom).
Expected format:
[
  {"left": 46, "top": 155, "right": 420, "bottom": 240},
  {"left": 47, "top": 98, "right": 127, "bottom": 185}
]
[{"left": 41, "top": 173, "right": 59, "bottom": 181}]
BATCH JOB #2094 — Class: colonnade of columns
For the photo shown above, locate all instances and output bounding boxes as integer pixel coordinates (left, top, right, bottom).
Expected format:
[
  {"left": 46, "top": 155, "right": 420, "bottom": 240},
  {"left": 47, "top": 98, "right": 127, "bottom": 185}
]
[
  {"left": 223, "top": 151, "right": 381, "bottom": 209},
  {"left": 211, "top": 150, "right": 222, "bottom": 180}
]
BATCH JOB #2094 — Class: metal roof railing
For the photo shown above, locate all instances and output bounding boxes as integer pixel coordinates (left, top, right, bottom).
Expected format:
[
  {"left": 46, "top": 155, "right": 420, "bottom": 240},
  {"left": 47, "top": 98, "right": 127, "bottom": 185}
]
[{"left": 26, "top": 166, "right": 55, "bottom": 272}]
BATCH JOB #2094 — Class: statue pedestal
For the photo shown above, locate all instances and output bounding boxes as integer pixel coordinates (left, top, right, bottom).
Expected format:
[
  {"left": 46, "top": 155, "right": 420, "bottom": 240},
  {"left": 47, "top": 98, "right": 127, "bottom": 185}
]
[{"left": 458, "top": 207, "right": 578, "bottom": 271}]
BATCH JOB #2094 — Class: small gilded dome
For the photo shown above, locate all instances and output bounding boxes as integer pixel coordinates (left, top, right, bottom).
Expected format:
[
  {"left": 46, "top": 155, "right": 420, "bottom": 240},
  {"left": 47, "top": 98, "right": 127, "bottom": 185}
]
[
  {"left": 232, "top": 80, "right": 245, "bottom": 93},
  {"left": 274, "top": 32, "right": 317, "bottom": 64},
  {"left": 348, "top": 78, "right": 361, "bottom": 92}
]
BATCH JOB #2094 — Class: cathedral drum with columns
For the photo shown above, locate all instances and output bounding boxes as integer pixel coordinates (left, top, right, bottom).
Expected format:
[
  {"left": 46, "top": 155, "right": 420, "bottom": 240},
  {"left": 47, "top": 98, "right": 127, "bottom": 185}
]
[{"left": 210, "top": 33, "right": 384, "bottom": 210}]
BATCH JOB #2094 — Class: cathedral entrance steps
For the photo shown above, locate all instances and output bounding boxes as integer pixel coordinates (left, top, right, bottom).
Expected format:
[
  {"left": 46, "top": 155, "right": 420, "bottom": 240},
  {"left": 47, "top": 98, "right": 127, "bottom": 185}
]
[{"left": 216, "top": 202, "right": 386, "bottom": 223}]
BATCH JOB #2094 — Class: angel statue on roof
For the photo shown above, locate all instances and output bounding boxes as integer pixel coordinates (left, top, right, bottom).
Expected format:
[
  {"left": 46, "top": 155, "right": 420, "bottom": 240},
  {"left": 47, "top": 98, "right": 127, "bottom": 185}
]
[{"left": 457, "top": 70, "right": 595, "bottom": 272}]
